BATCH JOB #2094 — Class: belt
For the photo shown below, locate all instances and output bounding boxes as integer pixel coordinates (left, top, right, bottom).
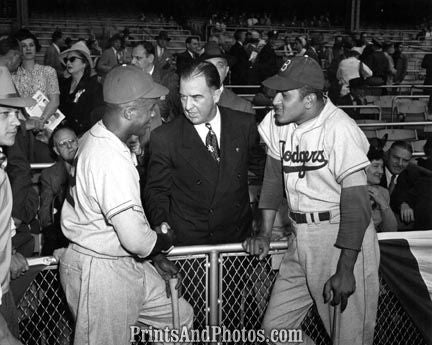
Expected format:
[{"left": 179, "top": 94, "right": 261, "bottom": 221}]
[{"left": 289, "top": 211, "right": 331, "bottom": 224}]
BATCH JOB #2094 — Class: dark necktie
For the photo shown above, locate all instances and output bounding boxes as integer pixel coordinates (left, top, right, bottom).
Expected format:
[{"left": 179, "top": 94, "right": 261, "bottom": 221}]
[
  {"left": 0, "top": 149, "right": 7, "bottom": 170},
  {"left": 388, "top": 174, "right": 396, "bottom": 195},
  {"left": 205, "top": 123, "right": 220, "bottom": 163}
]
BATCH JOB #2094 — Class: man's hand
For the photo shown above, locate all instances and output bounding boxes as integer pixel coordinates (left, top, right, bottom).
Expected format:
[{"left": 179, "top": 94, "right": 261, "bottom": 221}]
[
  {"left": 10, "top": 252, "right": 29, "bottom": 280},
  {"left": 152, "top": 254, "right": 182, "bottom": 298},
  {"left": 155, "top": 222, "right": 175, "bottom": 251},
  {"left": 323, "top": 268, "right": 356, "bottom": 312},
  {"left": 25, "top": 117, "right": 44, "bottom": 131},
  {"left": 400, "top": 202, "right": 414, "bottom": 223},
  {"left": 242, "top": 235, "right": 270, "bottom": 260},
  {"left": 323, "top": 249, "right": 358, "bottom": 312}
]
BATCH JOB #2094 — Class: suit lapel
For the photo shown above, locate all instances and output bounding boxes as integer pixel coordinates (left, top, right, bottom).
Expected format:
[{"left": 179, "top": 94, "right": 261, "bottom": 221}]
[
  {"left": 213, "top": 108, "right": 242, "bottom": 202},
  {"left": 178, "top": 116, "right": 220, "bottom": 185}
]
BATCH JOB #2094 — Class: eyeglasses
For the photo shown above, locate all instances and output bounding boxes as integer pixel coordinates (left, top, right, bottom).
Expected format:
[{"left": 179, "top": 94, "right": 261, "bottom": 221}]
[
  {"left": 56, "top": 138, "right": 78, "bottom": 148},
  {"left": 64, "top": 56, "right": 83, "bottom": 64}
]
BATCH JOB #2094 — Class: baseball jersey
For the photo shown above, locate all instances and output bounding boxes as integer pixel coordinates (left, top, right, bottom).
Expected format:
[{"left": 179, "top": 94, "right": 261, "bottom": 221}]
[
  {"left": 259, "top": 98, "right": 370, "bottom": 213},
  {"left": 61, "top": 121, "right": 157, "bottom": 257}
]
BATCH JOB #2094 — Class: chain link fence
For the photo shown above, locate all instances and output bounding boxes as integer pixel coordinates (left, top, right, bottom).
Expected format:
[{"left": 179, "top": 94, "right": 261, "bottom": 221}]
[{"left": 17, "top": 250, "right": 427, "bottom": 345}]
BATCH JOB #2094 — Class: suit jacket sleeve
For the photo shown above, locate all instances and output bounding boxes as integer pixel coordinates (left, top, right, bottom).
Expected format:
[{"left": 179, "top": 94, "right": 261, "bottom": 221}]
[
  {"left": 247, "top": 117, "right": 265, "bottom": 182},
  {"left": 390, "top": 168, "right": 417, "bottom": 211},
  {"left": 39, "top": 169, "right": 55, "bottom": 228},
  {"left": 144, "top": 130, "right": 172, "bottom": 226},
  {"left": 5, "top": 131, "right": 39, "bottom": 224}
]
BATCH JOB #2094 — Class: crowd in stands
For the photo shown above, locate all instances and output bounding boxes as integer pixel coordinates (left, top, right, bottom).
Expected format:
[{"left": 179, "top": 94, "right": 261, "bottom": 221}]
[{"left": 1, "top": 17, "right": 432, "bottom": 343}]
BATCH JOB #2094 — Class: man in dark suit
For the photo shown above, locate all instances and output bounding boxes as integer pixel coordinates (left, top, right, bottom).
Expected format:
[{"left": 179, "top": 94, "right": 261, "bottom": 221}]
[
  {"left": 145, "top": 61, "right": 263, "bottom": 245},
  {"left": 200, "top": 41, "right": 255, "bottom": 115},
  {"left": 44, "top": 29, "right": 64, "bottom": 78},
  {"left": 131, "top": 41, "right": 180, "bottom": 124},
  {"left": 337, "top": 77, "right": 368, "bottom": 119},
  {"left": 154, "top": 31, "right": 174, "bottom": 71},
  {"left": 229, "top": 29, "right": 250, "bottom": 85},
  {"left": 96, "top": 35, "right": 123, "bottom": 79},
  {"left": 175, "top": 36, "right": 200, "bottom": 76},
  {"left": 250, "top": 30, "right": 281, "bottom": 84}
]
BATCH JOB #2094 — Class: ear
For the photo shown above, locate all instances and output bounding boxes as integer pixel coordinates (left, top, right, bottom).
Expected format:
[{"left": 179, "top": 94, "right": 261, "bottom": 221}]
[
  {"left": 123, "top": 106, "right": 134, "bottom": 121},
  {"left": 149, "top": 54, "right": 155, "bottom": 64},
  {"left": 213, "top": 86, "right": 222, "bottom": 104},
  {"left": 303, "top": 93, "right": 315, "bottom": 109},
  {"left": 53, "top": 146, "right": 60, "bottom": 156}
]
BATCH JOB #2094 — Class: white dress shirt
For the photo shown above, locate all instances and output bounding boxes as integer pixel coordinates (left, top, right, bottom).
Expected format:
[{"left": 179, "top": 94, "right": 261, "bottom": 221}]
[{"left": 194, "top": 107, "right": 221, "bottom": 147}]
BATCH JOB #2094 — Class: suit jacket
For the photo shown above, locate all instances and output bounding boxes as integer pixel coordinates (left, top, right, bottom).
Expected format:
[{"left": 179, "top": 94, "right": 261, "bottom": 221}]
[
  {"left": 44, "top": 44, "right": 63, "bottom": 77},
  {"left": 154, "top": 46, "right": 173, "bottom": 71},
  {"left": 152, "top": 66, "right": 181, "bottom": 122},
  {"left": 176, "top": 50, "right": 196, "bottom": 75},
  {"left": 39, "top": 160, "right": 69, "bottom": 228},
  {"left": 144, "top": 106, "right": 263, "bottom": 245},
  {"left": 229, "top": 42, "right": 250, "bottom": 85},
  {"left": 96, "top": 47, "right": 119, "bottom": 77},
  {"left": 219, "top": 87, "right": 255, "bottom": 115}
]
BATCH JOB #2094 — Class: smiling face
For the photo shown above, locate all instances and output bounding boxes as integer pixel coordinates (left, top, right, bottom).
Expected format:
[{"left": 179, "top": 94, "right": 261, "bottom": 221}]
[
  {"left": 386, "top": 146, "right": 412, "bottom": 175},
  {"left": 180, "top": 74, "right": 220, "bottom": 125},
  {"left": 20, "top": 38, "right": 36, "bottom": 61},
  {"left": 0, "top": 106, "right": 21, "bottom": 146},
  {"left": 366, "top": 159, "right": 384, "bottom": 185},
  {"left": 128, "top": 97, "right": 158, "bottom": 136}
]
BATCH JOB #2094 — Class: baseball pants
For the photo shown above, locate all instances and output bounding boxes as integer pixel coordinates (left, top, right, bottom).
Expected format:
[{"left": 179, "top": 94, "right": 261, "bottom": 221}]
[
  {"left": 59, "top": 244, "right": 194, "bottom": 345},
  {"left": 262, "top": 216, "right": 380, "bottom": 345}
]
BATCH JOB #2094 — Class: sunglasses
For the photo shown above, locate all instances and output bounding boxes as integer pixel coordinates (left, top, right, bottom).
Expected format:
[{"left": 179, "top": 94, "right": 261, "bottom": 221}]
[{"left": 64, "top": 56, "right": 84, "bottom": 64}]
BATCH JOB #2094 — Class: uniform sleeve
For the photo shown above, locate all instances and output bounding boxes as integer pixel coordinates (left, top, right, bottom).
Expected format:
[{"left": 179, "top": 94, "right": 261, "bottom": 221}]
[
  {"left": 44, "top": 66, "right": 60, "bottom": 95},
  {"left": 92, "top": 153, "right": 144, "bottom": 220},
  {"left": 258, "top": 110, "right": 282, "bottom": 160},
  {"left": 324, "top": 114, "right": 370, "bottom": 183}
]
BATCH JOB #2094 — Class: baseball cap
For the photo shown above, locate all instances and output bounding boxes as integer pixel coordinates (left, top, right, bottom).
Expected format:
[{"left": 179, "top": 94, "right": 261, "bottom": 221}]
[
  {"left": 262, "top": 56, "right": 325, "bottom": 91},
  {"left": 103, "top": 65, "right": 168, "bottom": 104}
]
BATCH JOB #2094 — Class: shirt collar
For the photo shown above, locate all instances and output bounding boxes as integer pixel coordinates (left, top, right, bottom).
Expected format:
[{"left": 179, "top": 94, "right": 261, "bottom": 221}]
[{"left": 149, "top": 65, "right": 155, "bottom": 75}]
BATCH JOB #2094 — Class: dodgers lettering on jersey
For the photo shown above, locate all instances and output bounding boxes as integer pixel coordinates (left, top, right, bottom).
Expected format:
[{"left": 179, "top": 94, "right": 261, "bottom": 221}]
[{"left": 259, "top": 99, "right": 370, "bottom": 213}]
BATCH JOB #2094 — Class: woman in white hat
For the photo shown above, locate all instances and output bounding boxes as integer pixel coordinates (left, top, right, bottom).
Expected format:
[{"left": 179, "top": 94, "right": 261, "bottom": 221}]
[{"left": 59, "top": 41, "right": 103, "bottom": 135}]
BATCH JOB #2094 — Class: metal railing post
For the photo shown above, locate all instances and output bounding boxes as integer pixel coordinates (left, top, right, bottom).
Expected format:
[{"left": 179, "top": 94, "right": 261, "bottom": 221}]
[{"left": 208, "top": 250, "right": 220, "bottom": 344}]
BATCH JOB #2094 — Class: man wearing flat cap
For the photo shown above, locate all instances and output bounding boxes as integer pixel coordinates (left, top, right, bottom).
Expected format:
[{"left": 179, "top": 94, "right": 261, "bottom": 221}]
[
  {"left": 201, "top": 41, "right": 255, "bottom": 115},
  {"left": 243, "top": 56, "right": 379, "bottom": 345},
  {"left": 337, "top": 77, "right": 368, "bottom": 119},
  {"left": 0, "top": 65, "right": 34, "bottom": 345},
  {"left": 59, "top": 65, "right": 193, "bottom": 345}
]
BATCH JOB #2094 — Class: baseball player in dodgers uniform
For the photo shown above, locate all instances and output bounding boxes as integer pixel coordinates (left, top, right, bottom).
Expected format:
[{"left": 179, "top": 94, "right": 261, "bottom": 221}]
[
  {"left": 243, "top": 56, "right": 379, "bottom": 344},
  {"left": 59, "top": 65, "right": 193, "bottom": 345}
]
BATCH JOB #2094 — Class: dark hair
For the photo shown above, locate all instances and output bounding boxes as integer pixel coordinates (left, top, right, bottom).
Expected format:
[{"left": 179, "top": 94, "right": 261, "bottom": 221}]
[
  {"left": 234, "top": 30, "right": 246, "bottom": 41},
  {"left": 134, "top": 41, "right": 155, "bottom": 56},
  {"left": 298, "top": 85, "right": 324, "bottom": 102},
  {"left": 14, "top": 28, "right": 41, "bottom": 52},
  {"left": 52, "top": 29, "right": 63, "bottom": 42},
  {"left": 367, "top": 146, "right": 384, "bottom": 161},
  {"left": 424, "top": 139, "right": 432, "bottom": 158},
  {"left": 0, "top": 36, "right": 20, "bottom": 56},
  {"left": 109, "top": 34, "right": 122, "bottom": 46},
  {"left": 181, "top": 60, "right": 221, "bottom": 89},
  {"left": 185, "top": 36, "right": 197, "bottom": 45},
  {"left": 390, "top": 140, "right": 413, "bottom": 154}
]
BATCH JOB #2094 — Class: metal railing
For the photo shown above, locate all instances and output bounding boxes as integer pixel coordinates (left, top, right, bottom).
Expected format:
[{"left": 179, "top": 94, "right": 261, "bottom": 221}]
[{"left": 17, "top": 242, "right": 427, "bottom": 345}]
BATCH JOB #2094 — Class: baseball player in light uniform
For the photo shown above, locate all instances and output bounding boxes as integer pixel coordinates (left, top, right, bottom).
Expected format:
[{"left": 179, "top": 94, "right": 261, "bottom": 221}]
[
  {"left": 59, "top": 65, "right": 193, "bottom": 345},
  {"left": 243, "top": 56, "right": 380, "bottom": 344}
]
